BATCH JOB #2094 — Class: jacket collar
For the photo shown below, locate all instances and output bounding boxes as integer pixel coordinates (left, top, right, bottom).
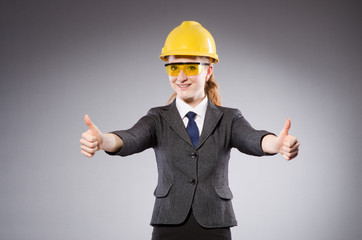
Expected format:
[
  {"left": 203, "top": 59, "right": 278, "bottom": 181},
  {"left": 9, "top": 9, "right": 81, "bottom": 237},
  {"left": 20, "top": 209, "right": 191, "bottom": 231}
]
[{"left": 160, "top": 99, "right": 223, "bottom": 149}]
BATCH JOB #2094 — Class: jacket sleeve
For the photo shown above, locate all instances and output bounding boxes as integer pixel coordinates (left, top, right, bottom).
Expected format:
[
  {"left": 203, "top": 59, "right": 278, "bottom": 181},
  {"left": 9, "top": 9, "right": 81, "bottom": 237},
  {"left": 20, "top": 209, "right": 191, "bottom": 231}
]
[
  {"left": 230, "top": 109, "right": 276, "bottom": 156},
  {"left": 106, "top": 110, "right": 157, "bottom": 157}
]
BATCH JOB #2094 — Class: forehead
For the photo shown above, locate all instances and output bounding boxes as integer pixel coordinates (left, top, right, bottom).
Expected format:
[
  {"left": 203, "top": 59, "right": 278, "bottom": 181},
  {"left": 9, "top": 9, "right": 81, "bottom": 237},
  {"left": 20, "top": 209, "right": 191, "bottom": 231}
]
[{"left": 168, "top": 55, "right": 208, "bottom": 63}]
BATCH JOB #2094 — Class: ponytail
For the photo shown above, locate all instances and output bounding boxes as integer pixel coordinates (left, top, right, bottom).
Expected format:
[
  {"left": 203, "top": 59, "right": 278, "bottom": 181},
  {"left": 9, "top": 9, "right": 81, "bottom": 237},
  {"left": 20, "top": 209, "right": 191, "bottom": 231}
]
[
  {"left": 167, "top": 92, "right": 177, "bottom": 105},
  {"left": 204, "top": 73, "right": 221, "bottom": 106},
  {"left": 167, "top": 73, "right": 221, "bottom": 106}
]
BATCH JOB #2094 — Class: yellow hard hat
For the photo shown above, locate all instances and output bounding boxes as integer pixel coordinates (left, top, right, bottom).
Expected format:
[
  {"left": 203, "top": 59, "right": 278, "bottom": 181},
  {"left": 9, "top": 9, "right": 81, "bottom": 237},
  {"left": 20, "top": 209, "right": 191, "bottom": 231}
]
[{"left": 160, "top": 21, "right": 219, "bottom": 63}]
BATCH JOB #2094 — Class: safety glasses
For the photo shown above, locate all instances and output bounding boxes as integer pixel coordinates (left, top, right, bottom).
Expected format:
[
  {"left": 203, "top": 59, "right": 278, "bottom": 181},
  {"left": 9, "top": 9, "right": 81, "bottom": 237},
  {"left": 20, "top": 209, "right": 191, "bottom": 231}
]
[{"left": 165, "top": 62, "right": 210, "bottom": 76}]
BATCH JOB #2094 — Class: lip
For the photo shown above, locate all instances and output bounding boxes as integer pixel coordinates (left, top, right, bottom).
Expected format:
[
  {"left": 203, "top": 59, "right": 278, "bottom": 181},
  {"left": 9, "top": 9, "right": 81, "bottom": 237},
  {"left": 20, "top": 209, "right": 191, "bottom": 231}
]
[{"left": 177, "top": 84, "right": 191, "bottom": 90}]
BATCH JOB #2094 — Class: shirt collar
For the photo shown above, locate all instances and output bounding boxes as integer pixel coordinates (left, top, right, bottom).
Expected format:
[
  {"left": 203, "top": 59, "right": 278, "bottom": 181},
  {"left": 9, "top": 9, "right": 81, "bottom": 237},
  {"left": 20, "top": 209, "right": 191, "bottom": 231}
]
[{"left": 176, "top": 96, "right": 208, "bottom": 119}]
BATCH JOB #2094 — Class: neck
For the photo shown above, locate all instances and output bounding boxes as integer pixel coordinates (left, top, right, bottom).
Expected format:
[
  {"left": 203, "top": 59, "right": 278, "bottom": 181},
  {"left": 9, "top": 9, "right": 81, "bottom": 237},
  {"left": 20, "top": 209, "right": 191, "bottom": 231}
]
[{"left": 182, "top": 94, "right": 206, "bottom": 108}]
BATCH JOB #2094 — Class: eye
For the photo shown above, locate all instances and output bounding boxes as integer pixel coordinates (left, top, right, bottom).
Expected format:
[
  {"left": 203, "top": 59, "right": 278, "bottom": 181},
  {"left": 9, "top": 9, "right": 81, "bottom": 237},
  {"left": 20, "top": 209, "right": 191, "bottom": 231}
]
[
  {"left": 187, "top": 65, "right": 197, "bottom": 71},
  {"left": 170, "top": 65, "right": 178, "bottom": 71}
]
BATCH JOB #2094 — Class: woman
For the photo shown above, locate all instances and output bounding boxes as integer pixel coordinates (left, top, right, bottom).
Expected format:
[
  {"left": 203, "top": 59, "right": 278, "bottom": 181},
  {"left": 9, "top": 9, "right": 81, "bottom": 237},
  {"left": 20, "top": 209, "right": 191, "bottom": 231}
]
[{"left": 80, "top": 21, "right": 300, "bottom": 240}]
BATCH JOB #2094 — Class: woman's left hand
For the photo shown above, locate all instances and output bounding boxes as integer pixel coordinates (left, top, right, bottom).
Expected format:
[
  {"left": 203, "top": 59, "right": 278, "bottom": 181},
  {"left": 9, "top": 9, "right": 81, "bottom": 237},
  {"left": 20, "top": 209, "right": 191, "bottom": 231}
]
[{"left": 276, "top": 118, "right": 300, "bottom": 160}]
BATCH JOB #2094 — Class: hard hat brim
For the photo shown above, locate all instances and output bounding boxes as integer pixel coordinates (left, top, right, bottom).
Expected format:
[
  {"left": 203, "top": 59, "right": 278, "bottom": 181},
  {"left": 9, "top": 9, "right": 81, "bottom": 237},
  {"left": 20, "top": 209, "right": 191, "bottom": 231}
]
[{"left": 160, "top": 51, "right": 219, "bottom": 63}]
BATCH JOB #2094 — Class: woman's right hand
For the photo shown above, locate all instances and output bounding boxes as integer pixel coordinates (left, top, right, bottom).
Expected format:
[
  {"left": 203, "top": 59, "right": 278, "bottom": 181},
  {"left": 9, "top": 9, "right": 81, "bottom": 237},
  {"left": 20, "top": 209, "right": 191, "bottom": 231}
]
[{"left": 80, "top": 114, "right": 104, "bottom": 157}]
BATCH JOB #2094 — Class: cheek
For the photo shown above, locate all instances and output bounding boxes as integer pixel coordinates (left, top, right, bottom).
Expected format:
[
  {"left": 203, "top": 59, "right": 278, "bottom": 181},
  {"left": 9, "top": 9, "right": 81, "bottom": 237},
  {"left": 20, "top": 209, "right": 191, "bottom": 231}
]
[
  {"left": 168, "top": 76, "right": 175, "bottom": 84},
  {"left": 169, "top": 77, "right": 177, "bottom": 88},
  {"left": 194, "top": 76, "right": 207, "bottom": 87}
]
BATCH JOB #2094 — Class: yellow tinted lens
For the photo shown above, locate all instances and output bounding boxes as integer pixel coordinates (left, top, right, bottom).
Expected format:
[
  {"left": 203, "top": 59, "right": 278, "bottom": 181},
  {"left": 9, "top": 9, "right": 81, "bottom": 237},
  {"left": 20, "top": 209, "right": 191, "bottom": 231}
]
[
  {"left": 165, "top": 63, "right": 202, "bottom": 76},
  {"left": 166, "top": 64, "right": 180, "bottom": 76},
  {"left": 183, "top": 64, "right": 201, "bottom": 76}
]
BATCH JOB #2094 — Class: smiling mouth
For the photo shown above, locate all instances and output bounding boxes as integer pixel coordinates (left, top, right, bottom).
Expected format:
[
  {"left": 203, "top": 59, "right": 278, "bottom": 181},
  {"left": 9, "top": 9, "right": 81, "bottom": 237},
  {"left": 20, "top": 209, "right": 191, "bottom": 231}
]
[{"left": 177, "top": 84, "right": 191, "bottom": 89}]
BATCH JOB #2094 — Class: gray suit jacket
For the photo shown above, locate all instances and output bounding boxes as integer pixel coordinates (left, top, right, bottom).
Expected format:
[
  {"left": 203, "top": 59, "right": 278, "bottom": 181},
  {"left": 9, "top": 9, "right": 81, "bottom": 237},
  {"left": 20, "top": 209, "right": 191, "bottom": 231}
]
[{"left": 108, "top": 99, "right": 273, "bottom": 228}]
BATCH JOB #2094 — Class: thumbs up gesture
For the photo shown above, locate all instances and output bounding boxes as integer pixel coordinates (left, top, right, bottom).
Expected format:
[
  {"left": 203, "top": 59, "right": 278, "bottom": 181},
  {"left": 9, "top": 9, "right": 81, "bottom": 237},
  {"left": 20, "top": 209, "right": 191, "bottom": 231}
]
[
  {"left": 262, "top": 118, "right": 300, "bottom": 160},
  {"left": 80, "top": 114, "right": 104, "bottom": 157},
  {"left": 276, "top": 118, "right": 300, "bottom": 160}
]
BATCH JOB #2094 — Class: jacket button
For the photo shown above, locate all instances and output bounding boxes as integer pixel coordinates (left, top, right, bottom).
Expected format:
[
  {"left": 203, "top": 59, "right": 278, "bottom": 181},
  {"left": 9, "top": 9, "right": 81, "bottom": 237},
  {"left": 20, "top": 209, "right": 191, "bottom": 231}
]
[
  {"left": 190, "top": 152, "right": 198, "bottom": 158},
  {"left": 189, "top": 179, "right": 196, "bottom": 185}
]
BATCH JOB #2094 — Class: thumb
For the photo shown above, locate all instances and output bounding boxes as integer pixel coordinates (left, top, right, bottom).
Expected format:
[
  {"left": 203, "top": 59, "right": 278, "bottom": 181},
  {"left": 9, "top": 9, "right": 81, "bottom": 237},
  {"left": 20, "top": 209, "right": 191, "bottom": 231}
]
[
  {"left": 84, "top": 114, "right": 97, "bottom": 135},
  {"left": 84, "top": 114, "right": 103, "bottom": 149},
  {"left": 280, "top": 117, "right": 291, "bottom": 136}
]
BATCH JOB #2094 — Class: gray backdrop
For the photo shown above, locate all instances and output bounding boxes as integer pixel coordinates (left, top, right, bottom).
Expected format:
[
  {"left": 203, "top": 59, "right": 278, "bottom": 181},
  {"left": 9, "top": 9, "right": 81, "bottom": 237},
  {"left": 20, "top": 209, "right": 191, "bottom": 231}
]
[{"left": 1, "top": 0, "right": 361, "bottom": 239}]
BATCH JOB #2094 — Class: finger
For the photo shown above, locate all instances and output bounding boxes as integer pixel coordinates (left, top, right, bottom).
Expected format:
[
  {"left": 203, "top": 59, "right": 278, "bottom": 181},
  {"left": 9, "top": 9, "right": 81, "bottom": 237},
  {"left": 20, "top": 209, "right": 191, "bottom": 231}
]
[
  {"left": 283, "top": 146, "right": 299, "bottom": 160},
  {"left": 80, "top": 137, "right": 98, "bottom": 148},
  {"left": 283, "top": 153, "right": 290, "bottom": 160},
  {"left": 81, "top": 130, "right": 97, "bottom": 142},
  {"left": 81, "top": 144, "right": 98, "bottom": 154},
  {"left": 84, "top": 114, "right": 96, "bottom": 134},
  {"left": 285, "top": 151, "right": 298, "bottom": 161},
  {"left": 283, "top": 135, "right": 298, "bottom": 148},
  {"left": 291, "top": 141, "right": 300, "bottom": 152},
  {"left": 283, "top": 153, "right": 293, "bottom": 161},
  {"left": 81, "top": 149, "right": 94, "bottom": 158},
  {"left": 282, "top": 141, "right": 300, "bottom": 154}
]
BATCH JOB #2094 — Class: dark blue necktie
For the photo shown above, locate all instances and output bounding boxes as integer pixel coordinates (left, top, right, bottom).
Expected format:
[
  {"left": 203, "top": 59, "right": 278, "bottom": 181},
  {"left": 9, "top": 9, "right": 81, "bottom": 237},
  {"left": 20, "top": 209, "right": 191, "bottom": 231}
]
[{"left": 186, "top": 111, "right": 199, "bottom": 147}]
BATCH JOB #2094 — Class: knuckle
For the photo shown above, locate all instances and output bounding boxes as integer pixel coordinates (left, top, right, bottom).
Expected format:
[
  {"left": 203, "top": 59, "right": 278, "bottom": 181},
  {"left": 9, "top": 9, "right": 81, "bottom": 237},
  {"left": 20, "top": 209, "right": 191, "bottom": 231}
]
[
  {"left": 81, "top": 150, "right": 90, "bottom": 157},
  {"left": 80, "top": 138, "right": 87, "bottom": 145},
  {"left": 283, "top": 141, "right": 291, "bottom": 148},
  {"left": 80, "top": 145, "right": 88, "bottom": 152},
  {"left": 81, "top": 145, "right": 96, "bottom": 154}
]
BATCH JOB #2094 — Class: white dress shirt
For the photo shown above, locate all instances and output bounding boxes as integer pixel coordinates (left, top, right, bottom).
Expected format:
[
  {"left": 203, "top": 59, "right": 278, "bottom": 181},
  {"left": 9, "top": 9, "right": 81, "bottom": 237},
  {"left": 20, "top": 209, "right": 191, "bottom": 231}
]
[{"left": 175, "top": 96, "right": 208, "bottom": 136}]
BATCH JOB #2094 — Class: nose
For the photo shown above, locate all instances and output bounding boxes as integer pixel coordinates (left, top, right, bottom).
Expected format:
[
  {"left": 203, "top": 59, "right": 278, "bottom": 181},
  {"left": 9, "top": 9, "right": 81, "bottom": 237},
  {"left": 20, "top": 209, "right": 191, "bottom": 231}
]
[{"left": 177, "top": 70, "right": 187, "bottom": 82}]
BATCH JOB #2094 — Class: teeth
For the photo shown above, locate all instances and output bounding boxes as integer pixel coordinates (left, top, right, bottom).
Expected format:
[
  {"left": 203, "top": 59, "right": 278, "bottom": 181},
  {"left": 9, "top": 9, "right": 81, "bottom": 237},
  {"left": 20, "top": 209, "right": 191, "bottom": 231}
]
[{"left": 179, "top": 84, "right": 190, "bottom": 87}]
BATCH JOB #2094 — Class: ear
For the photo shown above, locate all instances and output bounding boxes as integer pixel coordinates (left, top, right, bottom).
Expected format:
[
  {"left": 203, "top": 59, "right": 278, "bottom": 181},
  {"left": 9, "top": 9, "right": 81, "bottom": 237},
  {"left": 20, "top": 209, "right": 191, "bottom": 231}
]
[{"left": 206, "top": 65, "right": 214, "bottom": 81}]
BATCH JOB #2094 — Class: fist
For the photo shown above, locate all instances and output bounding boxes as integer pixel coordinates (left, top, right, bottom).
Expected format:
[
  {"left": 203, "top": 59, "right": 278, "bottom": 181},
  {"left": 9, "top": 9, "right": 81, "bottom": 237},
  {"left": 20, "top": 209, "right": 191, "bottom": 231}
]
[
  {"left": 277, "top": 118, "right": 300, "bottom": 161},
  {"left": 80, "top": 114, "right": 103, "bottom": 157}
]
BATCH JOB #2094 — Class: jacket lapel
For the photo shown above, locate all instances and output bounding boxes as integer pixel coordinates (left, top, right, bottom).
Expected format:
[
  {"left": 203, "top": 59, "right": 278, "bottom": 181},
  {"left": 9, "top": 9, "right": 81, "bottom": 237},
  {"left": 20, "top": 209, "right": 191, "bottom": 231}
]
[
  {"left": 197, "top": 99, "right": 223, "bottom": 149},
  {"left": 159, "top": 99, "right": 224, "bottom": 149},
  {"left": 160, "top": 100, "right": 194, "bottom": 147}
]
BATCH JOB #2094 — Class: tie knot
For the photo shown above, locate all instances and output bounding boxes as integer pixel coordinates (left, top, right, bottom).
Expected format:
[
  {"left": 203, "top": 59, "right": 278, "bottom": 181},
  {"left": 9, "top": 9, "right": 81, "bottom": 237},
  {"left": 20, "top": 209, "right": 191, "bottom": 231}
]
[{"left": 186, "top": 111, "right": 197, "bottom": 120}]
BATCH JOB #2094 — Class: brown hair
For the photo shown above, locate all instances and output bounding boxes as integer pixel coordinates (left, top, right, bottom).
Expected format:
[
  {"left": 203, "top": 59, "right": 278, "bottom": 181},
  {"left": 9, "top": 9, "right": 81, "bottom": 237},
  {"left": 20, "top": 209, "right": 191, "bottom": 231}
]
[{"left": 167, "top": 73, "right": 221, "bottom": 106}]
